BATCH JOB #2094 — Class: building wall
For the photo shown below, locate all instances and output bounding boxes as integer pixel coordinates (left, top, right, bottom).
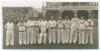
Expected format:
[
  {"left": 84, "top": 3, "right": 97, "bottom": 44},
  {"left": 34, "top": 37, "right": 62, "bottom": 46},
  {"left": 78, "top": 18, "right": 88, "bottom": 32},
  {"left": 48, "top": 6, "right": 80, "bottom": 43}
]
[{"left": 43, "top": 2, "right": 98, "bottom": 20}]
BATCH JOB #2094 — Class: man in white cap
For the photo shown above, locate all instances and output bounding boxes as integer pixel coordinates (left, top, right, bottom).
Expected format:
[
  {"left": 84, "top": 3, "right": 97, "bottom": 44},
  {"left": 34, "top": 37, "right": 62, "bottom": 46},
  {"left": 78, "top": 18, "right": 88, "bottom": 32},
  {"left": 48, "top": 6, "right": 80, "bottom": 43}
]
[
  {"left": 78, "top": 16, "right": 85, "bottom": 44},
  {"left": 48, "top": 16, "right": 57, "bottom": 44},
  {"left": 5, "top": 18, "right": 14, "bottom": 46},
  {"left": 38, "top": 17, "right": 47, "bottom": 44},
  {"left": 57, "top": 17, "right": 64, "bottom": 44},
  {"left": 70, "top": 14, "right": 79, "bottom": 44},
  {"left": 17, "top": 18, "right": 26, "bottom": 45},
  {"left": 85, "top": 17, "right": 94, "bottom": 44},
  {"left": 26, "top": 17, "right": 34, "bottom": 44},
  {"left": 63, "top": 16, "right": 70, "bottom": 43}
]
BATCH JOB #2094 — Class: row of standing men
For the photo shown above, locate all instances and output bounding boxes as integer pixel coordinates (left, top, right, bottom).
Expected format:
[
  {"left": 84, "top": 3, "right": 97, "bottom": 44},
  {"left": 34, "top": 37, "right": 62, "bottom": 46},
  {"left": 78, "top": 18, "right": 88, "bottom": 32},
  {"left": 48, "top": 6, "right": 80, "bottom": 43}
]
[{"left": 5, "top": 15, "right": 94, "bottom": 46}]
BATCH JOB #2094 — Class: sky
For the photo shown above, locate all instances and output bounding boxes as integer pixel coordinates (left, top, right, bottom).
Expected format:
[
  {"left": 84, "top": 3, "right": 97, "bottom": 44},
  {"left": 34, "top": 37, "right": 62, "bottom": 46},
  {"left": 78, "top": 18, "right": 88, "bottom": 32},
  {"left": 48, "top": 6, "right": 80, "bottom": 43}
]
[{"left": 0, "top": 0, "right": 98, "bottom": 8}]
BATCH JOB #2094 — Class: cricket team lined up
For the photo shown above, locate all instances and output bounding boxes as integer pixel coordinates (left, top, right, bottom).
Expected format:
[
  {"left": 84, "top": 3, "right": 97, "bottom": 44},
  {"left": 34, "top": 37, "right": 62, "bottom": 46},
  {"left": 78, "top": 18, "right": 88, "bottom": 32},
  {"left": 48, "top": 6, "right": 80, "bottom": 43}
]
[{"left": 5, "top": 15, "right": 94, "bottom": 46}]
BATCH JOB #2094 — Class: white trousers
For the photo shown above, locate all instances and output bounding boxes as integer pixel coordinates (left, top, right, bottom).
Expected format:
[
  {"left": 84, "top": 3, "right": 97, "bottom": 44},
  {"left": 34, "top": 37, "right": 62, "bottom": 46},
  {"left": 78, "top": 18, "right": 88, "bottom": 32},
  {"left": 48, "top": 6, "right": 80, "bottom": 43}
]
[
  {"left": 27, "top": 28, "right": 33, "bottom": 44},
  {"left": 33, "top": 27, "right": 39, "bottom": 44},
  {"left": 85, "top": 30, "right": 93, "bottom": 44},
  {"left": 63, "top": 29, "right": 70, "bottom": 43},
  {"left": 57, "top": 29, "right": 64, "bottom": 43},
  {"left": 19, "top": 32, "right": 26, "bottom": 45},
  {"left": 69, "top": 28, "right": 78, "bottom": 43},
  {"left": 38, "top": 33, "right": 47, "bottom": 44},
  {"left": 48, "top": 28, "right": 56, "bottom": 43},
  {"left": 79, "top": 29, "right": 85, "bottom": 44},
  {"left": 38, "top": 27, "right": 47, "bottom": 44},
  {"left": 6, "top": 30, "right": 14, "bottom": 46}
]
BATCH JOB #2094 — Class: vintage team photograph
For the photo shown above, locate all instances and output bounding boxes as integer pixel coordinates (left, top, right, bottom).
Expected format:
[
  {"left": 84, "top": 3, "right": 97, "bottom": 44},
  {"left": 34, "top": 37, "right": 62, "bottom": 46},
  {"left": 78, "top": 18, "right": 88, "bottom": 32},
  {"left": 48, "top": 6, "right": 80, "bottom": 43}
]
[{"left": 3, "top": 2, "right": 98, "bottom": 49}]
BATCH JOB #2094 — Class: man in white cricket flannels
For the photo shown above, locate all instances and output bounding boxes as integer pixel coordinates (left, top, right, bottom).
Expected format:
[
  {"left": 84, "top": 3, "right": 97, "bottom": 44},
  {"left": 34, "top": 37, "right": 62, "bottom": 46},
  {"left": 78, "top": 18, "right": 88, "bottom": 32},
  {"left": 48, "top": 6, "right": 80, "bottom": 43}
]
[
  {"left": 32, "top": 17, "right": 40, "bottom": 44},
  {"left": 57, "top": 17, "right": 64, "bottom": 44},
  {"left": 85, "top": 17, "right": 94, "bottom": 44},
  {"left": 5, "top": 18, "right": 14, "bottom": 46},
  {"left": 38, "top": 17, "right": 47, "bottom": 44},
  {"left": 36, "top": 18, "right": 41, "bottom": 44},
  {"left": 48, "top": 16, "right": 57, "bottom": 44},
  {"left": 63, "top": 16, "right": 70, "bottom": 43},
  {"left": 70, "top": 14, "right": 79, "bottom": 44},
  {"left": 17, "top": 18, "right": 26, "bottom": 45},
  {"left": 31, "top": 18, "right": 36, "bottom": 44},
  {"left": 78, "top": 16, "right": 85, "bottom": 44},
  {"left": 26, "top": 17, "right": 34, "bottom": 44}
]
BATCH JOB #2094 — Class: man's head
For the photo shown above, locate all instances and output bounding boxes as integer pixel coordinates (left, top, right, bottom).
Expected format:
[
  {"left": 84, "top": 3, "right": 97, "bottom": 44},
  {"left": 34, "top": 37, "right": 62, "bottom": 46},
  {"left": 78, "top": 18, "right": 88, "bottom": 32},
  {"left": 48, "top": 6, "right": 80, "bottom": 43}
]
[
  {"left": 80, "top": 16, "right": 84, "bottom": 20},
  {"left": 20, "top": 18, "right": 24, "bottom": 22},
  {"left": 50, "top": 16, "right": 54, "bottom": 20},
  {"left": 58, "top": 16, "right": 62, "bottom": 20},
  {"left": 65, "top": 16, "right": 69, "bottom": 20},
  {"left": 74, "top": 14, "right": 77, "bottom": 18},
  {"left": 8, "top": 18, "right": 12, "bottom": 23},
  {"left": 33, "top": 17, "right": 35, "bottom": 20},
  {"left": 35, "top": 17, "right": 38, "bottom": 20},
  {"left": 88, "top": 17, "right": 91, "bottom": 19},
  {"left": 8, "top": 16, "right": 13, "bottom": 23},
  {"left": 29, "top": 17, "right": 33, "bottom": 20},
  {"left": 42, "top": 17, "right": 45, "bottom": 21}
]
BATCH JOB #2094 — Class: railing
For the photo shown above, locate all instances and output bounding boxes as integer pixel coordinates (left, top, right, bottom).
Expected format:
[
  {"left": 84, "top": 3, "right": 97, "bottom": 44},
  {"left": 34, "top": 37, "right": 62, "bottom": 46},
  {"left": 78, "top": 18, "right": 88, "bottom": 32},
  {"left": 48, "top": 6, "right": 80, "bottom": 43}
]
[
  {"left": 44, "top": 5, "right": 98, "bottom": 10},
  {"left": 44, "top": 2, "right": 98, "bottom": 10}
]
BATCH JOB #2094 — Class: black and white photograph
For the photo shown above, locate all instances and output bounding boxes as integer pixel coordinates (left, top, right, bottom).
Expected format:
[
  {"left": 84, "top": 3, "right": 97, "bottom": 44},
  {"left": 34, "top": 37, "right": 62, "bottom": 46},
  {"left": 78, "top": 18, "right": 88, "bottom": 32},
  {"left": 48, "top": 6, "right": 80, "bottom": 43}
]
[{"left": 2, "top": 2, "right": 98, "bottom": 49}]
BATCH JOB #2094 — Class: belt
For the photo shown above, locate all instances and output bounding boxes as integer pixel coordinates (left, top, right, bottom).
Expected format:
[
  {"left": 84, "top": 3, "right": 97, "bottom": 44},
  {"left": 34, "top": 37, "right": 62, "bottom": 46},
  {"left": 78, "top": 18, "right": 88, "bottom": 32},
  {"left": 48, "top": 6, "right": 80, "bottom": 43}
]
[
  {"left": 57, "top": 28, "right": 64, "bottom": 29},
  {"left": 86, "top": 30, "right": 92, "bottom": 31},
  {"left": 6, "top": 29, "right": 13, "bottom": 30},
  {"left": 19, "top": 31, "right": 25, "bottom": 32},
  {"left": 27, "top": 26, "right": 33, "bottom": 28},
  {"left": 33, "top": 26, "right": 39, "bottom": 27},
  {"left": 78, "top": 29, "right": 85, "bottom": 30}
]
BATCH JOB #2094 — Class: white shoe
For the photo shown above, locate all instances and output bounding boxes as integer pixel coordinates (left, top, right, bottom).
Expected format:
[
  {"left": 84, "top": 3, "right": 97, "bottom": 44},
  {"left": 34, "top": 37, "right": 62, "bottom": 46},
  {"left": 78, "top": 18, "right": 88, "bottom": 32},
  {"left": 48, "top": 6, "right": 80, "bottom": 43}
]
[
  {"left": 65, "top": 41, "right": 68, "bottom": 43},
  {"left": 19, "top": 43, "right": 22, "bottom": 45},
  {"left": 49, "top": 42, "right": 51, "bottom": 44},
  {"left": 69, "top": 42, "right": 72, "bottom": 44},
  {"left": 82, "top": 43, "right": 85, "bottom": 44},
  {"left": 53, "top": 42, "right": 56, "bottom": 44},
  {"left": 43, "top": 42, "right": 46, "bottom": 44},
  {"left": 84, "top": 41, "right": 88, "bottom": 44},
  {"left": 90, "top": 42, "right": 94, "bottom": 44},
  {"left": 23, "top": 42, "right": 26, "bottom": 45},
  {"left": 38, "top": 42, "right": 42, "bottom": 44},
  {"left": 73, "top": 41, "right": 76, "bottom": 43},
  {"left": 6, "top": 43, "right": 9, "bottom": 46},
  {"left": 31, "top": 42, "right": 33, "bottom": 44},
  {"left": 62, "top": 42, "right": 65, "bottom": 44},
  {"left": 11, "top": 44, "right": 14, "bottom": 46},
  {"left": 27, "top": 42, "right": 29, "bottom": 44},
  {"left": 79, "top": 42, "right": 81, "bottom": 44}
]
